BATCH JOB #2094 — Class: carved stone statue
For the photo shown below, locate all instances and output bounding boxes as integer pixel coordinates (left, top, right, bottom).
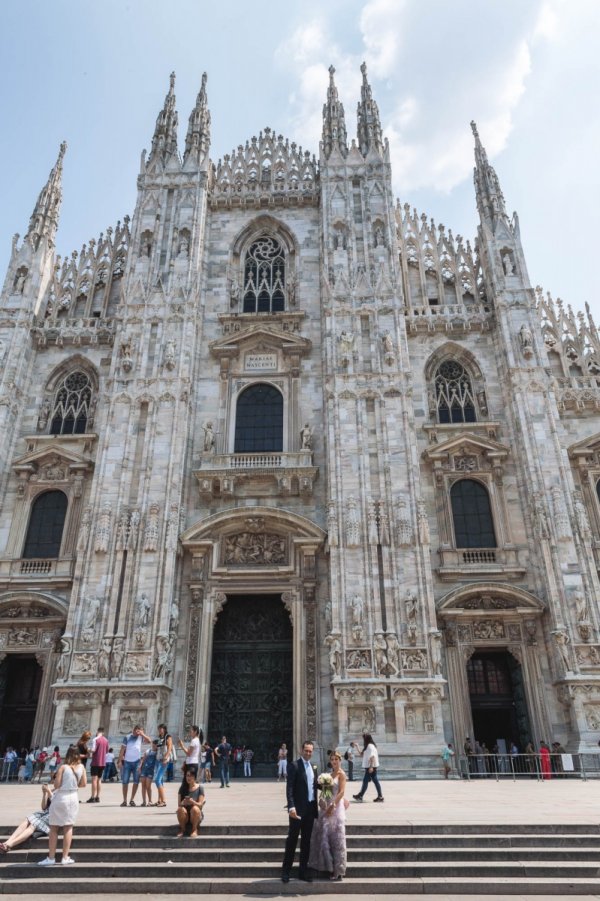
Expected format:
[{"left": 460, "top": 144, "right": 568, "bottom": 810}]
[
  {"left": 349, "top": 594, "right": 364, "bottom": 641},
  {"left": 374, "top": 224, "right": 385, "bottom": 248},
  {"left": 373, "top": 632, "right": 388, "bottom": 675},
  {"left": 154, "top": 633, "right": 173, "bottom": 680},
  {"left": 169, "top": 599, "right": 180, "bottom": 632},
  {"left": 519, "top": 324, "right": 533, "bottom": 356},
  {"left": 382, "top": 331, "right": 394, "bottom": 355},
  {"left": 385, "top": 632, "right": 400, "bottom": 676},
  {"left": 345, "top": 496, "right": 360, "bottom": 547},
  {"left": 177, "top": 234, "right": 190, "bottom": 258},
  {"left": 417, "top": 502, "right": 430, "bottom": 544},
  {"left": 164, "top": 339, "right": 176, "bottom": 371},
  {"left": 405, "top": 590, "right": 418, "bottom": 622},
  {"left": 325, "top": 633, "right": 342, "bottom": 678},
  {"left": 552, "top": 629, "right": 572, "bottom": 672},
  {"left": 137, "top": 593, "right": 151, "bottom": 628},
  {"left": 430, "top": 630, "right": 443, "bottom": 675},
  {"left": 83, "top": 596, "right": 101, "bottom": 632},
  {"left": 324, "top": 600, "right": 332, "bottom": 633},
  {"left": 14, "top": 269, "right": 27, "bottom": 293},
  {"left": 37, "top": 398, "right": 51, "bottom": 432},
  {"left": 573, "top": 495, "right": 591, "bottom": 542},
  {"left": 111, "top": 638, "right": 124, "bottom": 678},
  {"left": 144, "top": 503, "right": 160, "bottom": 552},
  {"left": 56, "top": 637, "right": 71, "bottom": 680},
  {"left": 300, "top": 423, "right": 313, "bottom": 450},
  {"left": 98, "top": 638, "right": 112, "bottom": 679},
  {"left": 338, "top": 330, "right": 354, "bottom": 365},
  {"left": 202, "top": 421, "right": 215, "bottom": 453},
  {"left": 574, "top": 590, "right": 590, "bottom": 624},
  {"left": 502, "top": 252, "right": 514, "bottom": 276},
  {"left": 95, "top": 502, "right": 112, "bottom": 553}
]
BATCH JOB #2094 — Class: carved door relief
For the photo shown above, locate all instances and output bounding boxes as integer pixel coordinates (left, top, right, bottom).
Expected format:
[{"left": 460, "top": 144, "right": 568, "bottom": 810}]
[{"left": 208, "top": 595, "right": 293, "bottom": 772}]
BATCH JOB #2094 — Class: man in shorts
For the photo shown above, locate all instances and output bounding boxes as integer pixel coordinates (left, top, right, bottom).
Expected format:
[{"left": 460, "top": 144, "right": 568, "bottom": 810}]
[
  {"left": 87, "top": 727, "right": 109, "bottom": 802},
  {"left": 118, "top": 725, "right": 151, "bottom": 807}
]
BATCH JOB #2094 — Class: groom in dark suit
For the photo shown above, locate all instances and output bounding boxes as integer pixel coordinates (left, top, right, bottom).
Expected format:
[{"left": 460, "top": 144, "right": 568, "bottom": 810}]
[{"left": 281, "top": 740, "right": 318, "bottom": 882}]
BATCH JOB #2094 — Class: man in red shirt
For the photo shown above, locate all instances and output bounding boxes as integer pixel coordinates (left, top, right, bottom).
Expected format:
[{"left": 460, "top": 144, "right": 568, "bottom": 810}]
[{"left": 88, "top": 727, "right": 109, "bottom": 803}]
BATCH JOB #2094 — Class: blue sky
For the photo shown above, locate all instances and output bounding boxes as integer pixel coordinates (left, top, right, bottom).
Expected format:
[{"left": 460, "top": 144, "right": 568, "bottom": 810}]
[{"left": 1, "top": 0, "right": 598, "bottom": 316}]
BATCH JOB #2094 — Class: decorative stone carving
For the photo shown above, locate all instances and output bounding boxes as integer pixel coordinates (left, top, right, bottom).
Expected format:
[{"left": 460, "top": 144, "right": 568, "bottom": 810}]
[
  {"left": 144, "top": 503, "right": 160, "bottom": 552},
  {"left": 7, "top": 628, "right": 37, "bottom": 646},
  {"left": 552, "top": 629, "right": 573, "bottom": 673},
  {"left": 576, "top": 646, "right": 600, "bottom": 666},
  {"left": 338, "top": 330, "right": 355, "bottom": 366},
  {"left": 573, "top": 495, "right": 591, "bottom": 543},
  {"left": 223, "top": 532, "right": 287, "bottom": 566},
  {"left": 430, "top": 630, "right": 443, "bottom": 675},
  {"left": 347, "top": 705, "right": 376, "bottom": 733},
  {"left": 531, "top": 492, "right": 550, "bottom": 540},
  {"left": 401, "top": 649, "right": 428, "bottom": 671},
  {"left": 56, "top": 637, "right": 71, "bottom": 680},
  {"left": 118, "top": 709, "right": 147, "bottom": 734},
  {"left": 202, "top": 422, "right": 215, "bottom": 453},
  {"left": 405, "top": 704, "right": 434, "bottom": 733},
  {"left": 169, "top": 600, "right": 179, "bottom": 632},
  {"left": 417, "top": 501, "right": 430, "bottom": 544},
  {"left": 385, "top": 632, "right": 400, "bottom": 676},
  {"left": 396, "top": 497, "right": 413, "bottom": 546},
  {"left": 518, "top": 323, "right": 533, "bottom": 357},
  {"left": 137, "top": 593, "right": 151, "bottom": 628},
  {"left": 36, "top": 398, "right": 51, "bottom": 432},
  {"left": 72, "top": 653, "right": 97, "bottom": 674},
  {"left": 345, "top": 496, "right": 360, "bottom": 547},
  {"left": 325, "top": 633, "right": 342, "bottom": 678},
  {"left": 458, "top": 624, "right": 472, "bottom": 642},
  {"left": 164, "top": 338, "right": 177, "bottom": 371},
  {"left": 507, "top": 623, "right": 522, "bottom": 641},
  {"left": 111, "top": 638, "right": 125, "bottom": 678},
  {"left": 585, "top": 706, "right": 600, "bottom": 730},
  {"left": 98, "top": 638, "right": 112, "bottom": 679},
  {"left": 63, "top": 709, "right": 90, "bottom": 734},
  {"left": 345, "top": 648, "right": 372, "bottom": 670},
  {"left": 83, "top": 597, "right": 101, "bottom": 632},
  {"left": 502, "top": 252, "right": 515, "bottom": 276},
  {"left": 367, "top": 500, "right": 378, "bottom": 545},
  {"left": 373, "top": 632, "right": 388, "bottom": 675},
  {"left": 154, "top": 632, "right": 174, "bottom": 680},
  {"left": 327, "top": 500, "right": 338, "bottom": 547},
  {"left": 454, "top": 454, "right": 478, "bottom": 471},
  {"left": 524, "top": 619, "right": 538, "bottom": 645},
  {"left": 14, "top": 267, "right": 27, "bottom": 293},
  {"left": 95, "top": 502, "right": 112, "bottom": 553},
  {"left": 300, "top": 423, "right": 313, "bottom": 450},
  {"left": 165, "top": 503, "right": 179, "bottom": 551},
  {"left": 129, "top": 510, "right": 141, "bottom": 550},
  {"left": 212, "top": 592, "right": 227, "bottom": 624},
  {"left": 549, "top": 487, "right": 570, "bottom": 541},
  {"left": 472, "top": 620, "right": 504, "bottom": 640},
  {"left": 77, "top": 506, "right": 92, "bottom": 552},
  {"left": 462, "top": 595, "right": 518, "bottom": 610},
  {"left": 575, "top": 590, "right": 590, "bottom": 624},
  {"left": 349, "top": 594, "right": 364, "bottom": 641},
  {"left": 120, "top": 338, "right": 133, "bottom": 373}
]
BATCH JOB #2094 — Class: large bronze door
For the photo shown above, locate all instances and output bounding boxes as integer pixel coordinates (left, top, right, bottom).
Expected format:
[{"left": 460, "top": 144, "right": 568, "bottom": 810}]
[{"left": 208, "top": 594, "right": 293, "bottom": 773}]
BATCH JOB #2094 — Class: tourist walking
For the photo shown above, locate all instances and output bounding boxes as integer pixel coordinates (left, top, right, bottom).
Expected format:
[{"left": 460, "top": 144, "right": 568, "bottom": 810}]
[
  {"left": 24, "top": 749, "right": 35, "bottom": 782},
  {"left": 0, "top": 779, "right": 54, "bottom": 852},
  {"left": 277, "top": 742, "right": 288, "bottom": 781},
  {"left": 243, "top": 746, "right": 254, "bottom": 777},
  {"left": 154, "top": 723, "right": 173, "bottom": 807},
  {"left": 201, "top": 742, "right": 214, "bottom": 782},
  {"left": 281, "top": 740, "right": 318, "bottom": 883},
  {"left": 87, "top": 727, "right": 109, "bottom": 803},
  {"left": 32, "top": 748, "right": 48, "bottom": 783},
  {"left": 352, "top": 733, "right": 384, "bottom": 802},
  {"left": 77, "top": 731, "right": 92, "bottom": 771},
  {"left": 37, "top": 745, "right": 86, "bottom": 866},
  {"left": 441, "top": 741, "right": 454, "bottom": 778},
  {"left": 540, "top": 741, "right": 552, "bottom": 779},
  {"left": 140, "top": 741, "right": 158, "bottom": 806},
  {"left": 215, "top": 735, "right": 232, "bottom": 788},
  {"left": 118, "top": 724, "right": 151, "bottom": 806},
  {"left": 309, "top": 750, "right": 347, "bottom": 880},
  {"left": 176, "top": 770, "right": 206, "bottom": 838}
]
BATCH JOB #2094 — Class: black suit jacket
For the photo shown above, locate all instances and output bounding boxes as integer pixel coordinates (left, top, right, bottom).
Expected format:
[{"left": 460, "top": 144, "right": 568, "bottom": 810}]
[{"left": 286, "top": 756, "right": 318, "bottom": 817}]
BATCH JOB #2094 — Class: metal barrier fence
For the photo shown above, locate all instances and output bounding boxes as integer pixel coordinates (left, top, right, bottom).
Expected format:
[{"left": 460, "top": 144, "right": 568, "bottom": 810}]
[{"left": 458, "top": 752, "right": 600, "bottom": 780}]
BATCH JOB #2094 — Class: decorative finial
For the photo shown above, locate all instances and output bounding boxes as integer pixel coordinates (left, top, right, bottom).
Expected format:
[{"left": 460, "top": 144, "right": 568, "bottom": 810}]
[
  {"left": 169, "top": 71, "right": 176, "bottom": 91},
  {"left": 201, "top": 72, "right": 207, "bottom": 88},
  {"left": 470, "top": 120, "right": 479, "bottom": 140},
  {"left": 361, "top": 61, "right": 368, "bottom": 78}
]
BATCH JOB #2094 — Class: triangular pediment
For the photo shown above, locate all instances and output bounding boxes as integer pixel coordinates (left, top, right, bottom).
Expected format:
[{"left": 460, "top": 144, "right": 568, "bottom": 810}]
[
  {"left": 568, "top": 431, "right": 600, "bottom": 460},
  {"left": 422, "top": 431, "right": 509, "bottom": 464},
  {"left": 12, "top": 443, "right": 94, "bottom": 474},
  {"left": 210, "top": 325, "right": 311, "bottom": 358}
]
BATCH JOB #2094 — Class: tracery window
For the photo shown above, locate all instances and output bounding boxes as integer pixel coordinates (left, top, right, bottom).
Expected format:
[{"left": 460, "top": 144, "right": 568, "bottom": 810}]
[
  {"left": 234, "top": 383, "right": 283, "bottom": 452},
  {"left": 450, "top": 479, "right": 496, "bottom": 548},
  {"left": 23, "top": 490, "right": 68, "bottom": 559},
  {"left": 243, "top": 237, "right": 285, "bottom": 313},
  {"left": 50, "top": 371, "right": 92, "bottom": 435},
  {"left": 435, "top": 360, "right": 476, "bottom": 423}
]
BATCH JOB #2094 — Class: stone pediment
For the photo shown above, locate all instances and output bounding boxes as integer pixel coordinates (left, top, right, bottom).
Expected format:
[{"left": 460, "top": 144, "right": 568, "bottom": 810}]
[
  {"left": 437, "top": 583, "right": 545, "bottom": 614},
  {"left": 12, "top": 439, "right": 95, "bottom": 481},
  {"left": 210, "top": 325, "right": 311, "bottom": 359},
  {"left": 568, "top": 431, "right": 600, "bottom": 467},
  {"left": 422, "top": 431, "right": 509, "bottom": 465}
]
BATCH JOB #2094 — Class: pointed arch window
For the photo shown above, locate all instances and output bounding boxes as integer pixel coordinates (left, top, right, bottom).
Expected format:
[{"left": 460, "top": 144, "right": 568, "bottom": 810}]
[
  {"left": 234, "top": 383, "right": 283, "bottom": 452},
  {"left": 50, "top": 370, "right": 92, "bottom": 435},
  {"left": 435, "top": 360, "right": 476, "bottom": 423},
  {"left": 451, "top": 479, "right": 496, "bottom": 548},
  {"left": 243, "top": 237, "right": 285, "bottom": 313},
  {"left": 23, "top": 490, "right": 68, "bottom": 559}
]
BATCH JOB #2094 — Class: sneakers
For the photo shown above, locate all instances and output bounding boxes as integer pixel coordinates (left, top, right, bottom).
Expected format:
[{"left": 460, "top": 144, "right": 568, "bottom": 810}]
[
  {"left": 61, "top": 856, "right": 75, "bottom": 865},
  {"left": 226, "top": 783, "right": 230, "bottom": 788},
  {"left": 352, "top": 794, "right": 363, "bottom": 801},
  {"left": 373, "top": 796, "right": 384, "bottom": 803},
  {"left": 37, "top": 857, "right": 55, "bottom": 866},
  {"left": 129, "top": 800, "right": 136, "bottom": 807},
  {"left": 85, "top": 797, "right": 95, "bottom": 803},
  {"left": 120, "top": 801, "right": 127, "bottom": 807}
]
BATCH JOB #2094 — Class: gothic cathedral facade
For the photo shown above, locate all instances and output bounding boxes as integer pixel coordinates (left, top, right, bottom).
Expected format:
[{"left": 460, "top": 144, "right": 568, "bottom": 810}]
[{"left": 1, "top": 66, "right": 599, "bottom": 767}]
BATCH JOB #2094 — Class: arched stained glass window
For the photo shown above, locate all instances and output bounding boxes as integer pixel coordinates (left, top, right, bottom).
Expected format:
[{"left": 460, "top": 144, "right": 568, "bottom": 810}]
[
  {"left": 234, "top": 384, "right": 283, "bottom": 453},
  {"left": 50, "top": 371, "right": 92, "bottom": 435},
  {"left": 450, "top": 479, "right": 496, "bottom": 548},
  {"left": 23, "top": 491, "right": 68, "bottom": 559},
  {"left": 243, "top": 237, "right": 285, "bottom": 313},
  {"left": 435, "top": 360, "right": 476, "bottom": 423}
]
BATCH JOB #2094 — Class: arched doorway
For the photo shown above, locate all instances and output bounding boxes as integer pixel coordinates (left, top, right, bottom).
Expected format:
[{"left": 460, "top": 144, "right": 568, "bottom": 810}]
[
  {"left": 208, "top": 595, "right": 293, "bottom": 773},
  {"left": 0, "top": 656, "right": 43, "bottom": 750},
  {"left": 467, "top": 650, "right": 533, "bottom": 751}
]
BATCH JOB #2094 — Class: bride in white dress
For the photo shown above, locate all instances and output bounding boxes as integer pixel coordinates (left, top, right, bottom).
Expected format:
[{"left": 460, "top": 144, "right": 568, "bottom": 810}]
[
  {"left": 308, "top": 750, "right": 348, "bottom": 880},
  {"left": 38, "top": 745, "right": 86, "bottom": 866}
]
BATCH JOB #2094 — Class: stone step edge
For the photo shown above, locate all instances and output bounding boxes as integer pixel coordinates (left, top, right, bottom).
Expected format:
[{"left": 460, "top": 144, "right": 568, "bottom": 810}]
[
  {"left": 6, "top": 847, "right": 600, "bottom": 859},
  {"left": 4, "top": 861, "right": 600, "bottom": 871},
  {"left": 1, "top": 825, "right": 597, "bottom": 836}
]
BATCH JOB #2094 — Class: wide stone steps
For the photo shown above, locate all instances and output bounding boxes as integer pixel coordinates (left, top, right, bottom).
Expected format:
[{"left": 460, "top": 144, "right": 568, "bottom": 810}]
[{"left": 2, "top": 824, "right": 600, "bottom": 894}]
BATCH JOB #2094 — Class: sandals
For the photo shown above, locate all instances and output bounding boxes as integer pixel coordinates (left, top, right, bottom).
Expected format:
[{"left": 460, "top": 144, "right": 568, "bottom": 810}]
[{"left": 156, "top": 801, "right": 167, "bottom": 807}]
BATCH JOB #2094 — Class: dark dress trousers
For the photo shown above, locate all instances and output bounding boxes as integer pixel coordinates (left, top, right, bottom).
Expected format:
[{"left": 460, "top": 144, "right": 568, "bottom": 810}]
[{"left": 282, "top": 756, "right": 319, "bottom": 876}]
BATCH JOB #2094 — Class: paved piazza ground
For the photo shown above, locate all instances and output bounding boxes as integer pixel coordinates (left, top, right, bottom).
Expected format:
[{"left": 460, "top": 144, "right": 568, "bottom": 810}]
[{"left": 1, "top": 776, "right": 600, "bottom": 899}]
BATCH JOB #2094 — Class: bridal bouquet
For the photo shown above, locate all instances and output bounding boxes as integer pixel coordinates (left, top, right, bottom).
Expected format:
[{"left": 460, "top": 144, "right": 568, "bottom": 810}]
[{"left": 317, "top": 772, "right": 334, "bottom": 801}]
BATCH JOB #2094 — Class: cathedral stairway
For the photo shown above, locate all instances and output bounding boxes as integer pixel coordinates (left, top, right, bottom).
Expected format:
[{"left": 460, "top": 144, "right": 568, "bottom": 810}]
[{"left": 2, "top": 823, "right": 600, "bottom": 894}]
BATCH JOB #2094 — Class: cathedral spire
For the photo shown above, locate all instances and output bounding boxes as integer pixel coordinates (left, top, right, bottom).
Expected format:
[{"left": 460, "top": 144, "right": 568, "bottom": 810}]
[
  {"left": 321, "top": 65, "right": 348, "bottom": 159},
  {"left": 148, "top": 72, "right": 179, "bottom": 165},
  {"left": 471, "top": 120, "right": 508, "bottom": 227},
  {"left": 26, "top": 141, "right": 66, "bottom": 251},
  {"left": 184, "top": 72, "right": 211, "bottom": 164},
  {"left": 356, "top": 62, "right": 383, "bottom": 157}
]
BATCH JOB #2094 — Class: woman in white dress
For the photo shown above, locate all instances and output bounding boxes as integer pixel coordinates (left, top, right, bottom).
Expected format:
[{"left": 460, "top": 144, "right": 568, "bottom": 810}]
[
  {"left": 308, "top": 750, "right": 348, "bottom": 880},
  {"left": 38, "top": 745, "right": 86, "bottom": 866}
]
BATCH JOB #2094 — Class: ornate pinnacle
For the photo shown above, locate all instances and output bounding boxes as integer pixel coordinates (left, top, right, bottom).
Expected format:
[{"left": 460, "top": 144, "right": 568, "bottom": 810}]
[
  {"left": 471, "top": 120, "right": 508, "bottom": 226},
  {"left": 357, "top": 61, "right": 383, "bottom": 157},
  {"left": 184, "top": 71, "right": 211, "bottom": 163},
  {"left": 26, "top": 141, "right": 67, "bottom": 250},
  {"left": 322, "top": 63, "right": 348, "bottom": 159},
  {"left": 148, "top": 71, "right": 179, "bottom": 165}
]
